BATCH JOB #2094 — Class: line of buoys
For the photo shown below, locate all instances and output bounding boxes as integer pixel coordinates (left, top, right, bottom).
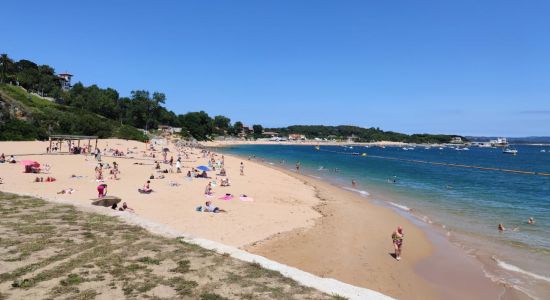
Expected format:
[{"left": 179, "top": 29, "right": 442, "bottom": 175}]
[{"left": 315, "top": 148, "right": 549, "bottom": 178}]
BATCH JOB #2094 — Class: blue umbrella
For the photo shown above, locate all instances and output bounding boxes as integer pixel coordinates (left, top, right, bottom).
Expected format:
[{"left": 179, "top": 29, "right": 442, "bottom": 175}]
[{"left": 196, "top": 165, "right": 210, "bottom": 171}]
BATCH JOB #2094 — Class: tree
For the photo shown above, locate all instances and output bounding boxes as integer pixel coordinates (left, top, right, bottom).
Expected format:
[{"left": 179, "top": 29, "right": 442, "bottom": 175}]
[
  {"left": 213, "top": 115, "right": 231, "bottom": 134},
  {"left": 0, "top": 54, "right": 15, "bottom": 83},
  {"left": 233, "top": 121, "right": 244, "bottom": 136},
  {"left": 252, "top": 124, "right": 263, "bottom": 135},
  {"left": 178, "top": 111, "right": 213, "bottom": 141}
]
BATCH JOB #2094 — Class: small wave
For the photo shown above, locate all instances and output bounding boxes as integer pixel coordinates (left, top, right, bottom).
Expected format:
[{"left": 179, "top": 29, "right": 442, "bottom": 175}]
[
  {"left": 388, "top": 201, "right": 411, "bottom": 212},
  {"left": 342, "top": 187, "right": 370, "bottom": 197},
  {"left": 493, "top": 256, "right": 550, "bottom": 283}
]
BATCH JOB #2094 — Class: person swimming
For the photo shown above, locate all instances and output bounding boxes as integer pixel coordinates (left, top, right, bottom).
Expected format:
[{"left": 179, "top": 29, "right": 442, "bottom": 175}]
[{"left": 528, "top": 217, "right": 535, "bottom": 224}]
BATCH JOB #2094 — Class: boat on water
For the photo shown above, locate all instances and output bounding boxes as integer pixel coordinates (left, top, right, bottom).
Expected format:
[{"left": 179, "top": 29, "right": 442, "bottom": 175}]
[
  {"left": 541, "top": 149, "right": 546, "bottom": 153},
  {"left": 315, "top": 145, "right": 320, "bottom": 150},
  {"left": 455, "top": 147, "right": 470, "bottom": 151},
  {"left": 503, "top": 148, "right": 518, "bottom": 155}
]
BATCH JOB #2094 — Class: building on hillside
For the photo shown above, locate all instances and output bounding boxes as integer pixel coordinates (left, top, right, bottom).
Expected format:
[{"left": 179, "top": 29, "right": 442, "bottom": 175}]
[
  {"left": 158, "top": 125, "right": 182, "bottom": 135},
  {"left": 347, "top": 134, "right": 358, "bottom": 143},
  {"left": 263, "top": 131, "right": 279, "bottom": 137},
  {"left": 58, "top": 72, "right": 73, "bottom": 90},
  {"left": 288, "top": 134, "right": 306, "bottom": 141},
  {"left": 450, "top": 137, "right": 463, "bottom": 144}
]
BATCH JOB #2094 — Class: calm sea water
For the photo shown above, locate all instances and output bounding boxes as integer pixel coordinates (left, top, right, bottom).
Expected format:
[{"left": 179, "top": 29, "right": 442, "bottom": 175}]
[{"left": 219, "top": 144, "right": 550, "bottom": 299}]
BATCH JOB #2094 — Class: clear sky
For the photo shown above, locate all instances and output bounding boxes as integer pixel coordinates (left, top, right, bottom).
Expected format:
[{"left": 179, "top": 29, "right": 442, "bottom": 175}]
[{"left": 3, "top": 0, "right": 549, "bottom": 136}]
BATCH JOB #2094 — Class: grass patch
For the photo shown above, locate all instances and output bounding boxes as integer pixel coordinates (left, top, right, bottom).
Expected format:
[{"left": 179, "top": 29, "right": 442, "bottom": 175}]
[
  {"left": 170, "top": 259, "right": 191, "bottom": 273},
  {"left": 60, "top": 273, "right": 84, "bottom": 286},
  {"left": 137, "top": 256, "right": 161, "bottom": 265},
  {"left": 200, "top": 292, "right": 229, "bottom": 300},
  {"left": 168, "top": 277, "right": 198, "bottom": 296}
]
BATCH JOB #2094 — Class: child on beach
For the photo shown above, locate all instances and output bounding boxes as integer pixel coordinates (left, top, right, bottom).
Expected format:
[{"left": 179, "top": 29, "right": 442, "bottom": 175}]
[
  {"left": 140, "top": 180, "right": 152, "bottom": 193},
  {"left": 392, "top": 226, "right": 404, "bottom": 261},
  {"left": 204, "top": 182, "right": 213, "bottom": 195},
  {"left": 97, "top": 184, "right": 107, "bottom": 198}
]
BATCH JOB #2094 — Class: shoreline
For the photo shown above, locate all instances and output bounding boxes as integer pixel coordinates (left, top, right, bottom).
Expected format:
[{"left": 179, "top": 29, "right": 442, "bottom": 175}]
[
  {"left": 0, "top": 139, "right": 531, "bottom": 299},
  {"left": 213, "top": 147, "right": 532, "bottom": 300}
]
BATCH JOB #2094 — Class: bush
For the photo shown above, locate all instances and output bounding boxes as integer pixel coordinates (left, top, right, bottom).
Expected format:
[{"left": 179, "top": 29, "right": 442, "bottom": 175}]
[{"left": 114, "top": 125, "right": 148, "bottom": 142}]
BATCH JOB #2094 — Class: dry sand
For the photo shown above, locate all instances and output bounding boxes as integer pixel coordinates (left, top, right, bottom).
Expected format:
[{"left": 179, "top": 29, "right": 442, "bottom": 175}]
[{"left": 0, "top": 138, "right": 446, "bottom": 299}]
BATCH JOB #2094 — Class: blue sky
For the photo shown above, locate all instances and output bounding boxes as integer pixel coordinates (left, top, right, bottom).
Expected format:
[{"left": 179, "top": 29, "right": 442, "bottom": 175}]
[{"left": 3, "top": 0, "right": 549, "bottom": 136}]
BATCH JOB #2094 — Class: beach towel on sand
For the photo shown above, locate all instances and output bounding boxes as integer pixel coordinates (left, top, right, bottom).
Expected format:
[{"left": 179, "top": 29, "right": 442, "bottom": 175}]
[
  {"left": 239, "top": 195, "right": 254, "bottom": 202},
  {"left": 219, "top": 194, "right": 233, "bottom": 201}
]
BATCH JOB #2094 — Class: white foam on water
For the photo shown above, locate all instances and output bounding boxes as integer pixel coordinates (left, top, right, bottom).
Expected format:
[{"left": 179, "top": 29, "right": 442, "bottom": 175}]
[
  {"left": 342, "top": 187, "right": 370, "bottom": 197},
  {"left": 493, "top": 256, "right": 550, "bottom": 283},
  {"left": 387, "top": 201, "right": 411, "bottom": 212}
]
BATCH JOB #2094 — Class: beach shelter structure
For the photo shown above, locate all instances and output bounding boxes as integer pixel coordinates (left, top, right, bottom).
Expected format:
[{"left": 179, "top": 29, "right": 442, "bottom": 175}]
[{"left": 49, "top": 135, "right": 98, "bottom": 153}]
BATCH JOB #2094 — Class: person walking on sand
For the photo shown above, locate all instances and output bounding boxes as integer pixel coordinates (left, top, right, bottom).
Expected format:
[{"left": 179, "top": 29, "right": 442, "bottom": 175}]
[
  {"left": 392, "top": 226, "right": 404, "bottom": 261},
  {"left": 240, "top": 162, "right": 244, "bottom": 176}
]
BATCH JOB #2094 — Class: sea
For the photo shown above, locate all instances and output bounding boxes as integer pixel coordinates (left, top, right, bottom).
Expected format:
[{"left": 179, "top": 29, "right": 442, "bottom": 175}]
[{"left": 218, "top": 144, "right": 550, "bottom": 299}]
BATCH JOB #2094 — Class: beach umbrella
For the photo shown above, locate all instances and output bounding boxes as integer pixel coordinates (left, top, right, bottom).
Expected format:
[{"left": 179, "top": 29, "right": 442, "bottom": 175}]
[
  {"left": 163, "top": 148, "right": 170, "bottom": 152},
  {"left": 21, "top": 160, "right": 40, "bottom": 167},
  {"left": 196, "top": 165, "right": 210, "bottom": 171}
]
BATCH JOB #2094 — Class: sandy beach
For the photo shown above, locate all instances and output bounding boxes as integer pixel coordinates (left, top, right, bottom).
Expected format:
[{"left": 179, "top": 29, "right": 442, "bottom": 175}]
[{"left": 0, "top": 138, "right": 515, "bottom": 299}]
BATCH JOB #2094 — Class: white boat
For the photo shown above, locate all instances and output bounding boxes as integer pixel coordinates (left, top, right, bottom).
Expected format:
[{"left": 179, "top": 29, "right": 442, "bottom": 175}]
[
  {"left": 541, "top": 149, "right": 546, "bottom": 153},
  {"left": 503, "top": 148, "right": 518, "bottom": 155},
  {"left": 439, "top": 147, "right": 444, "bottom": 150}
]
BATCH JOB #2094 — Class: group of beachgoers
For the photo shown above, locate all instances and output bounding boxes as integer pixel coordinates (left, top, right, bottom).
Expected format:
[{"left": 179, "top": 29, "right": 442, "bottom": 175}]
[
  {"left": 0, "top": 153, "right": 16, "bottom": 164},
  {"left": 498, "top": 217, "right": 536, "bottom": 232}
]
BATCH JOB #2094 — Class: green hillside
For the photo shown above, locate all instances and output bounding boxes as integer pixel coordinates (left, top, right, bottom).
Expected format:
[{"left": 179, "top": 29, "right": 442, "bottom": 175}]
[{"left": 0, "top": 83, "right": 147, "bottom": 141}]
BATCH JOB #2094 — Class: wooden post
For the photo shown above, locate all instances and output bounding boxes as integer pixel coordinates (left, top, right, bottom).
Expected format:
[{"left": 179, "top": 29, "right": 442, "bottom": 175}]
[
  {"left": 95, "top": 139, "right": 98, "bottom": 150},
  {"left": 49, "top": 137, "right": 52, "bottom": 153},
  {"left": 77, "top": 140, "right": 81, "bottom": 148}
]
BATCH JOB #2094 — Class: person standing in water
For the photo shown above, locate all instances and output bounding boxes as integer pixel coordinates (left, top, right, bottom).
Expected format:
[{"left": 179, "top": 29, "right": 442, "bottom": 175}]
[
  {"left": 296, "top": 162, "right": 300, "bottom": 172},
  {"left": 352, "top": 179, "right": 357, "bottom": 187},
  {"left": 392, "top": 226, "right": 404, "bottom": 260}
]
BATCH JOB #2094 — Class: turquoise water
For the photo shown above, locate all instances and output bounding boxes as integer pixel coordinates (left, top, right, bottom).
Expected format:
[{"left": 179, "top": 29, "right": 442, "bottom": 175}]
[{"left": 219, "top": 144, "right": 550, "bottom": 298}]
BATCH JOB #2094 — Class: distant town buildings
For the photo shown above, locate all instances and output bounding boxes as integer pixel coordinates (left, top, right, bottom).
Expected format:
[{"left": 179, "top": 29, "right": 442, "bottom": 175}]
[
  {"left": 450, "top": 137, "right": 463, "bottom": 144},
  {"left": 288, "top": 134, "right": 306, "bottom": 141},
  {"left": 490, "top": 137, "right": 508, "bottom": 147},
  {"left": 158, "top": 125, "right": 182, "bottom": 135}
]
